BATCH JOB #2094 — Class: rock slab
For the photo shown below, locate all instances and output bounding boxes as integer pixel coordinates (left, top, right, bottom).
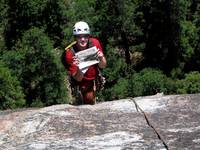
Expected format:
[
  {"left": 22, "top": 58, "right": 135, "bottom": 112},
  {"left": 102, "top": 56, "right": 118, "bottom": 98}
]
[{"left": 0, "top": 94, "right": 200, "bottom": 149}]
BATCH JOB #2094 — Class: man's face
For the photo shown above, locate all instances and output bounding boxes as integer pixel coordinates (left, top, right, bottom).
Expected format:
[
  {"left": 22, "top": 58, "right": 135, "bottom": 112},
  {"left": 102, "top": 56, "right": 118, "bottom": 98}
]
[{"left": 76, "top": 34, "right": 89, "bottom": 49}]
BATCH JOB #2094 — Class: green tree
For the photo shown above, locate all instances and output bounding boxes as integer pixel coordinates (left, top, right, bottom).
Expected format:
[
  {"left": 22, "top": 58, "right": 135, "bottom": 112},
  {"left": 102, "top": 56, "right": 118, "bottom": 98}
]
[
  {"left": 110, "top": 78, "right": 129, "bottom": 99},
  {"left": 129, "top": 68, "right": 170, "bottom": 96},
  {"left": 0, "top": 61, "right": 25, "bottom": 110},
  {"left": 59, "top": 0, "right": 96, "bottom": 46},
  {"left": 2, "top": 27, "right": 69, "bottom": 107},
  {"left": 177, "top": 71, "right": 200, "bottom": 94},
  {"left": 137, "top": 0, "right": 182, "bottom": 74},
  {"left": 94, "top": 0, "right": 145, "bottom": 101},
  {"left": 2, "top": 0, "right": 200, "bottom": 104},
  {"left": 5, "top": 0, "right": 47, "bottom": 48},
  {"left": 0, "top": 0, "right": 8, "bottom": 52},
  {"left": 97, "top": 43, "right": 128, "bottom": 101},
  {"left": 182, "top": 1, "right": 200, "bottom": 72},
  {"left": 5, "top": 0, "right": 69, "bottom": 49},
  {"left": 170, "top": 0, "right": 200, "bottom": 77},
  {"left": 94, "top": 0, "right": 144, "bottom": 66}
]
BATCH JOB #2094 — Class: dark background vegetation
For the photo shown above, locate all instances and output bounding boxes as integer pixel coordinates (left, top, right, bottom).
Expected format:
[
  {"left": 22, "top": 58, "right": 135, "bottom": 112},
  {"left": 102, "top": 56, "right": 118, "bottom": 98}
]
[{"left": 0, "top": 0, "right": 200, "bottom": 109}]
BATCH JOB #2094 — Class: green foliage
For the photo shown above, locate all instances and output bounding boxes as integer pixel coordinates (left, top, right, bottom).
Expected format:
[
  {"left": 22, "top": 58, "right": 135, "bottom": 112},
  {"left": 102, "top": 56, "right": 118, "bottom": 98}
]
[
  {"left": 5, "top": 0, "right": 68, "bottom": 48},
  {"left": 1, "top": 0, "right": 200, "bottom": 108},
  {"left": 100, "top": 78, "right": 129, "bottom": 101},
  {"left": 59, "top": 0, "right": 96, "bottom": 45},
  {"left": 18, "top": 0, "right": 48, "bottom": 16},
  {"left": 129, "top": 68, "right": 170, "bottom": 96},
  {"left": 5, "top": 0, "right": 47, "bottom": 48},
  {"left": 103, "top": 44, "right": 128, "bottom": 82},
  {"left": 96, "top": 42, "right": 128, "bottom": 101},
  {"left": 173, "top": 0, "right": 200, "bottom": 74},
  {"left": 180, "top": 21, "right": 198, "bottom": 64},
  {"left": 0, "top": 0, "right": 8, "bottom": 51},
  {"left": 2, "top": 27, "right": 69, "bottom": 107},
  {"left": 177, "top": 71, "right": 200, "bottom": 94},
  {"left": 139, "top": 0, "right": 181, "bottom": 72},
  {"left": 99, "top": 68, "right": 176, "bottom": 101},
  {"left": 94, "top": 0, "right": 144, "bottom": 65},
  {"left": 111, "top": 78, "right": 129, "bottom": 99},
  {"left": 0, "top": 61, "right": 25, "bottom": 110}
]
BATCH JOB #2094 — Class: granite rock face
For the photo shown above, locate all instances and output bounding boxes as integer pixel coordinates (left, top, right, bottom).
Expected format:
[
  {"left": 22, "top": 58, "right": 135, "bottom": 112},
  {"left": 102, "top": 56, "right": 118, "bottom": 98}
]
[{"left": 0, "top": 94, "right": 200, "bottom": 150}]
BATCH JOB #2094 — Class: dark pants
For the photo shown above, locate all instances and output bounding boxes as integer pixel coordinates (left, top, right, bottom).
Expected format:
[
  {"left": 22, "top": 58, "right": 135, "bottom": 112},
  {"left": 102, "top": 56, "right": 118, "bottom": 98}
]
[{"left": 79, "top": 79, "right": 96, "bottom": 105}]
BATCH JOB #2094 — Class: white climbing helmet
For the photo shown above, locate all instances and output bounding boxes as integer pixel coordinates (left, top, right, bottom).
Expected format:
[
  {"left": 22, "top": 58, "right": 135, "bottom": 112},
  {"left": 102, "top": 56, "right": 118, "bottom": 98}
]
[{"left": 73, "top": 21, "right": 90, "bottom": 35}]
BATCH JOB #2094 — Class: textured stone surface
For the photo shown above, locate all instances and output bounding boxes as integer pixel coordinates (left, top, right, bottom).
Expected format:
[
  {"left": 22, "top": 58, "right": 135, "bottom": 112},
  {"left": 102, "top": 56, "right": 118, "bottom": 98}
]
[
  {"left": 135, "top": 94, "right": 200, "bottom": 150},
  {"left": 0, "top": 94, "right": 200, "bottom": 149}
]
